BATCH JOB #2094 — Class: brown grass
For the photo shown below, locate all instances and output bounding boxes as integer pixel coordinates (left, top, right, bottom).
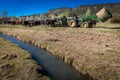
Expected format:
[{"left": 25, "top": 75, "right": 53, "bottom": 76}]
[
  {"left": 0, "top": 37, "right": 50, "bottom": 80},
  {"left": 96, "top": 21, "right": 120, "bottom": 28},
  {"left": 0, "top": 25, "right": 120, "bottom": 80}
]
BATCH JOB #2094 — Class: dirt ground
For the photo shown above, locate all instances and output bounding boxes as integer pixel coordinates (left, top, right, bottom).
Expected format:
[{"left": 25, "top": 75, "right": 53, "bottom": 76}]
[
  {"left": 0, "top": 24, "right": 120, "bottom": 80},
  {"left": 0, "top": 37, "right": 50, "bottom": 80}
]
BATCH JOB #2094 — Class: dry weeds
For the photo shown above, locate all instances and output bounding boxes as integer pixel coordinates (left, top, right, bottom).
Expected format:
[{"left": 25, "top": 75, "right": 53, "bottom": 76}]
[
  {"left": 0, "top": 25, "right": 120, "bottom": 80},
  {"left": 0, "top": 37, "right": 50, "bottom": 80}
]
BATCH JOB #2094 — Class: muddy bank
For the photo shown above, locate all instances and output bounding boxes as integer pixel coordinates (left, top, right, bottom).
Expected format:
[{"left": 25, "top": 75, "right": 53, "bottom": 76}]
[
  {"left": 0, "top": 37, "right": 50, "bottom": 80},
  {"left": 0, "top": 26, "right": 120, "bottom": 80}
]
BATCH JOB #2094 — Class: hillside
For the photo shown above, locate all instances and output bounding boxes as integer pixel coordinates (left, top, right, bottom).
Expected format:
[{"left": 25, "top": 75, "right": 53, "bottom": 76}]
[
  {"left": 18, "top": 2, "right": 120, "bottom": 20},
  {"left": 46, "top": 2, "right": 120, "bottom": 16}
]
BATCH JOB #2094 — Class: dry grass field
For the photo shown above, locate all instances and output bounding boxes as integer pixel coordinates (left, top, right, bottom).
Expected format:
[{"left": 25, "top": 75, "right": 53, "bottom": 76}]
[
  {"left": 96, "top": 22, "right": 120, "bottom": 28},
  {"left": 0, "top": 23, "right": 120, "bottom": 80},
  {"left": 0, "top": 37, "right": 50, "bottom": 80}
]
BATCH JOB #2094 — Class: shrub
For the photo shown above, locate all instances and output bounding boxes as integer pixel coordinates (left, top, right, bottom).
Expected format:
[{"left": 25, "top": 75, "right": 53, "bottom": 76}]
[{"left": 110, "top": 14, "right": 120, "bottom": 23}]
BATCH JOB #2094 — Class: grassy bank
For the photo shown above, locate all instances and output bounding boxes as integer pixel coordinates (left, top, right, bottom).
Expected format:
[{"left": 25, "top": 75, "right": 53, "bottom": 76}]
[
  {"left": 0, "top": 37, "right": 50, "bottom": 80},
  {"left": 0, "top": 24, "right": 120, "bottom": 80}
]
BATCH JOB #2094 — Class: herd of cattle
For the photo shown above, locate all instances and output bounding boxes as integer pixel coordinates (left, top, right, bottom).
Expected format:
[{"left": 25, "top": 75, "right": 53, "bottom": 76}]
[{"left": 0, "top": 17, "right": 68, "bottom": 27}]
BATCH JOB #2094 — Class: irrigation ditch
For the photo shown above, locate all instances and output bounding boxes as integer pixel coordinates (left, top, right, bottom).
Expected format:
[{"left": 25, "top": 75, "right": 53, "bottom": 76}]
[{"left": 0, "top": 33, "right": 93, "bottom": 80}]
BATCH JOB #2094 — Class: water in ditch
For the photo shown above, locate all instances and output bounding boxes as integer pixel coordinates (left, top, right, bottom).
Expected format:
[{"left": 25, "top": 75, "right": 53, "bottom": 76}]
[{"left": 0, "top": 34, "right": 90, "bottom": 80}]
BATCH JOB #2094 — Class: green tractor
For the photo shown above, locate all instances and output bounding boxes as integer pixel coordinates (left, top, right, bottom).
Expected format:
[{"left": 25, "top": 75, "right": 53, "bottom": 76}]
[
  {"left": 69, "top": 14, "right": 98, "bottom": 28},
  {"left": 69, "top": 7, "right": 112, "bottom": 28}
]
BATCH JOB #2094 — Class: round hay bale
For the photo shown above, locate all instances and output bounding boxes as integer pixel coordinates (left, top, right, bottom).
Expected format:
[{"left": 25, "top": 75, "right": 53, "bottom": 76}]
[{"left": 96, "top": 7, "right": 112, "bottom": 22}]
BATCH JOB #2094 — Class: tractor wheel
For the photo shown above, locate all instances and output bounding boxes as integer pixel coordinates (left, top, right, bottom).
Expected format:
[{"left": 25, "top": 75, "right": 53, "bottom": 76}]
[
  {"left": 69, "top": 20, "right": 77, "bottom": 28},
  {"left": 81, "top": 22, "right": 89, "bottom": 28}
]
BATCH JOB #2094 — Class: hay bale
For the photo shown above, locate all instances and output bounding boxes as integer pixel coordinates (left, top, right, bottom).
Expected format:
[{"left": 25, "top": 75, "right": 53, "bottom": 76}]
[{"left": 96, "top": 7, "right": 112, "bottom": 22}]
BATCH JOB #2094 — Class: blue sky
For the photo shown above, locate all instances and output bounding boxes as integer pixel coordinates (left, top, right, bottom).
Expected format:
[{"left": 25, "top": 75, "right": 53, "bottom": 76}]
[{"left": 0, "top": 0, "right": 120, "bottom": 16}]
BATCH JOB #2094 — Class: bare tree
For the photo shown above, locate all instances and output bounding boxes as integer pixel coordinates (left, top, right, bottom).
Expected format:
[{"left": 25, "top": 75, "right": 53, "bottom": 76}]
[
  {"left": 1, "top": 11, "right": 8, "bottom": 24},
  {"left": 2, "top": 11, "right": 7, "bottom": 18}
]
